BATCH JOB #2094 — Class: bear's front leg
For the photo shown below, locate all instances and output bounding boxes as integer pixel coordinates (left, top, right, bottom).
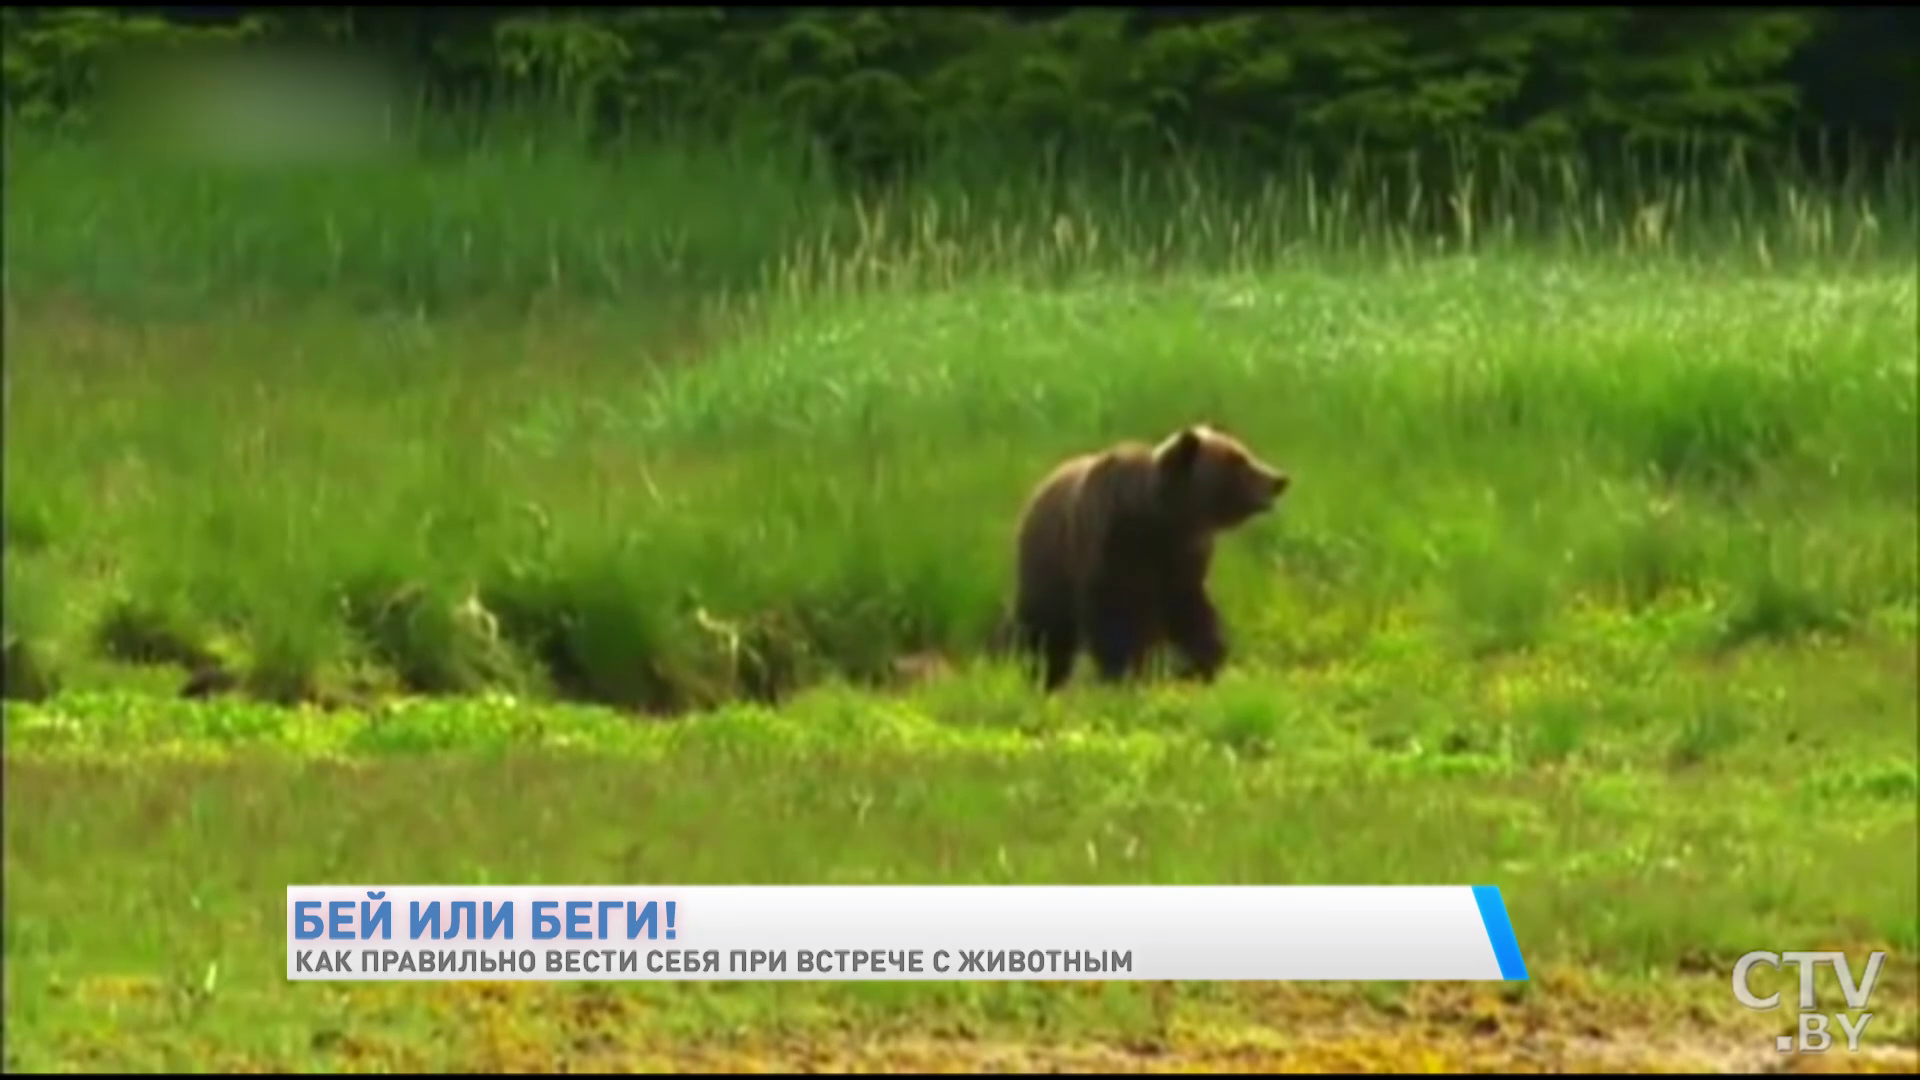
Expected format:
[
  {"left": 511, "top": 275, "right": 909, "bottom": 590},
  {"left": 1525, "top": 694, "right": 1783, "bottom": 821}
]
[{"left": 1164, "top": 584, "right": 1227, "bottom": 683}]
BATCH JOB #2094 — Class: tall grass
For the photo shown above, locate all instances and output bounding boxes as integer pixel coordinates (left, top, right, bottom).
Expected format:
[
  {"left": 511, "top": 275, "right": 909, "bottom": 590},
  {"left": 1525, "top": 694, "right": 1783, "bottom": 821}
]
[
  {"left": 3, "top": 110, "right": 1916, "bottom": 710},
  {"left": 5, "top": 115, "right": 1912, "bottom": 314}
]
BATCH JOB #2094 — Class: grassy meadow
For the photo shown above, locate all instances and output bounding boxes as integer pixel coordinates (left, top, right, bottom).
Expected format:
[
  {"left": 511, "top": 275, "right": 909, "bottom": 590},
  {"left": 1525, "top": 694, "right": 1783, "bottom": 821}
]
[{"left": 4, "top": 115, "right": 1918, "bottom": 1071}]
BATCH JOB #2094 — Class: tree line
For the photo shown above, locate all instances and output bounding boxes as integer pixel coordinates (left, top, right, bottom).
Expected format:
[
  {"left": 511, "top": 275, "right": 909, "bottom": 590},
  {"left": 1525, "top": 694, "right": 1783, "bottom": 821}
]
[{"left": 5, "top": 6, "right": 1913, "bottom": 176}]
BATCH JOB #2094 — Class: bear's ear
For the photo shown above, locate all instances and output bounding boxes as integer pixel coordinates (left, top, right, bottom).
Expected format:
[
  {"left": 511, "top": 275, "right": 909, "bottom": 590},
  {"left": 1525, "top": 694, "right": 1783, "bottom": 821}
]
[{"left": 1155, "top": 426, "right": 1204, "bottom": 474}]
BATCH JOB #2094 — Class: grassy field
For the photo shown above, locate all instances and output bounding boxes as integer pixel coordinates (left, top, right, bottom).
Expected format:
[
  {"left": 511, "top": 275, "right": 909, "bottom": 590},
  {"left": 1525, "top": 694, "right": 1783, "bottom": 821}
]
[{"left": 4, "top": 117, "right": 1918, "bottom": 1071}]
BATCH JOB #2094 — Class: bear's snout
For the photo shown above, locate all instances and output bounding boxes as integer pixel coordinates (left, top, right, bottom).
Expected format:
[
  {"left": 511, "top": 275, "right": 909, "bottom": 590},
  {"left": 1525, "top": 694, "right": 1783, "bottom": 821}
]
[{"left": 1251, "top": 468, "right": 1289, "bottom": 510}]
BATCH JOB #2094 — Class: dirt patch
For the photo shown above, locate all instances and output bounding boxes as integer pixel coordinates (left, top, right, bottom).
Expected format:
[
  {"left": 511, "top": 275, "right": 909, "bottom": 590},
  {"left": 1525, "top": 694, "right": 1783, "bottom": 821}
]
[
  {"left": 231, "top": 1017, "right": 1920, "bottom": 1074},
  {"left": 126, "top": 974, "right": 1919, "bottom": 1074}
]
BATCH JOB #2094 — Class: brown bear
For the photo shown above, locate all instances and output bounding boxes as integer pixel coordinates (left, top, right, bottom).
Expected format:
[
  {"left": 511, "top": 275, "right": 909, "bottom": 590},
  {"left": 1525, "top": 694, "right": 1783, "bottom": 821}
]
[{"left": 1003, "top": 423, "right": 1290, "bottom": 691}]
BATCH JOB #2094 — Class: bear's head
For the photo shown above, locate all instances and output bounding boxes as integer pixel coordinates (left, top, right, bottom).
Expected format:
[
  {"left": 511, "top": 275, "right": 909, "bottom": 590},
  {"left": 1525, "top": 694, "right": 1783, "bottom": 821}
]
[{"left": 1152, "top": 423, "right": 1290, "bottom": 530}]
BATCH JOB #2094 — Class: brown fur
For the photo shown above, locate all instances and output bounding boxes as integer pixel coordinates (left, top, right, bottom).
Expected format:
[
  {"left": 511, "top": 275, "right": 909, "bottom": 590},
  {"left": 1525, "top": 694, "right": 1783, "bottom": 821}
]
[{"left": 1004, "top": 424, "right": 1290, "bottom": 691}]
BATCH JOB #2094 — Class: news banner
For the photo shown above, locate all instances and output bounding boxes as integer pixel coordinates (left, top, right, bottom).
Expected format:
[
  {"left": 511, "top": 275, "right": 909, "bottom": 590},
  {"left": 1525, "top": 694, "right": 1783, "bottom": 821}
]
[{"left": 289, "top": 885, "right": 1529, "bottom": 982}]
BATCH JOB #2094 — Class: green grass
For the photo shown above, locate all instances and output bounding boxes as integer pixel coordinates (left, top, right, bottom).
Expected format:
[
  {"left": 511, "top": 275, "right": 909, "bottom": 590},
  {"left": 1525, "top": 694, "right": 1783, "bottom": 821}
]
[
  {"left": 7, "top": 261, "right": 1916, "bottom": 707},
  {"left": 6, "top": 635, "right": 1918, "bottom": 1070},
  {"left": 4, "top": 113, "right": 1918, "bottom": 1070}
]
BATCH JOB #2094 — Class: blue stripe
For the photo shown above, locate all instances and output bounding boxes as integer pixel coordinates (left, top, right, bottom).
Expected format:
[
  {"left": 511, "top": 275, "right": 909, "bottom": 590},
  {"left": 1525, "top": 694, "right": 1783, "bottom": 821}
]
[{"left": 1471, "top": 885, "right": 1528, "bottom": 981}]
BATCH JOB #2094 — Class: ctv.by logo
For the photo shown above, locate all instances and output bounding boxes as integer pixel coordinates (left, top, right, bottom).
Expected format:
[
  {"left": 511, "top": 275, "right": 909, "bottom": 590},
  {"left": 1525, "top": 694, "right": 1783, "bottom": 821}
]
[{"left": 1731, "top": 950, "right": 1887, "bottom": 1054}]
